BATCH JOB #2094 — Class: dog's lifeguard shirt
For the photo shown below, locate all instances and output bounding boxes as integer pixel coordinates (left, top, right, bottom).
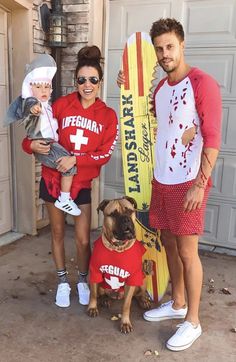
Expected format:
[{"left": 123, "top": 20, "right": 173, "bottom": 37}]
[
  {"left": 22, "top": 92, "right": 118, "bottom": 199},
  {"left": 153, "top": 67, "right": 221, "bottom": 184},
  {"left": 89, "top": 237, "right": 146, "bottom": 291}
]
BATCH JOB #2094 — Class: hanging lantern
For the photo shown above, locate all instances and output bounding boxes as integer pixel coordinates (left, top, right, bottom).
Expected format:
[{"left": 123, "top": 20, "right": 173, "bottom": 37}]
[
  {"left": 48, "top": 11, "right": 67, "bottom": 48},
  {"left": 40, "top": 1, "right": 67, "bottom": 48}
]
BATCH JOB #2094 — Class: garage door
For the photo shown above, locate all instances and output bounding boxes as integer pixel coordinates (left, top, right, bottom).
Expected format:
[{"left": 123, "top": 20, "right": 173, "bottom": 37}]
[
  {"left": 104, "top": 0, "right": 236, "bottom": 249},
  {"left": 0, "top": 7, "right": 12, "bottom": 235}
]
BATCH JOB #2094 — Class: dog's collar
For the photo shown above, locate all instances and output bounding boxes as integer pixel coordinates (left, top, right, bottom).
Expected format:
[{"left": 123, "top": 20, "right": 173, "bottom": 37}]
[{"left": 101, "top": 234, "right": 136, "bottom": 252}]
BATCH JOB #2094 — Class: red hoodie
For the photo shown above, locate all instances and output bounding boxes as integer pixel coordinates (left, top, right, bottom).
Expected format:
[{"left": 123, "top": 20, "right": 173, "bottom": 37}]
[{"left": 22, "top": 92, "right": 119, "bottom": 199}]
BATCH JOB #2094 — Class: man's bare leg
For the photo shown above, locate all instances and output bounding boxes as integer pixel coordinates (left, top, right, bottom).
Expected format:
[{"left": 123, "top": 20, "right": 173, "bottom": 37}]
[
  {"left": 177, "top": 234, "right": 202, "bottom": 324},
  {"left": 161, "top": 229, "right": 186, "bottom": 308},
  {"left": 143, "top": 229, "right": 187, "bottom": 322}
]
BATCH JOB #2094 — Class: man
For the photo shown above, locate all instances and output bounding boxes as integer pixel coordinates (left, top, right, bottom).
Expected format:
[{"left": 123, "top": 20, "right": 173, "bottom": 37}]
[{"left": 117, "top": 18, "right": 222, "bottom": 351}]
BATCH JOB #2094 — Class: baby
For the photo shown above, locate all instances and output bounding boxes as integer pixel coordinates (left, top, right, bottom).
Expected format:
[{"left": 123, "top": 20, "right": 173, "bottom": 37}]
[{"left": 6, "top": 54, "right": 81, "bottom": 216}]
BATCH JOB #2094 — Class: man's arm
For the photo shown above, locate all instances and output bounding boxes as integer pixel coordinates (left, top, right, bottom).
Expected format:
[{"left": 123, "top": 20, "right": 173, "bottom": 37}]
[
  {"left": 183, "top": 147, "right": 218, "bottom": 212},
  {"left": 194, "top": 148, "right": 219, "bottom": 189},
  {"left": 184, "top": 70, "right": 222, "bottom": 212},
  {"left": 117, "top": 70, "right": 125, "bottom": 87}
]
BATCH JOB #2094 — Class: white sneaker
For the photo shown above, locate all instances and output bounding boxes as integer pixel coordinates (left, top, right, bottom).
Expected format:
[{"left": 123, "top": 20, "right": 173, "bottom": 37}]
[
  {"left": 55, "top": 282, "right": 71, "bottom": 308},
  {"left": 143, "top": 300, "right": 187, "bottom": 322},
  {"left": 166, "top": 321, "right": 202, "bottom": 351},
  {"left": 54, "top": 198, "right": 81, "bottom": 216},
  {"left": 77, "top": 282, "right": 90, "bottom": 305}
]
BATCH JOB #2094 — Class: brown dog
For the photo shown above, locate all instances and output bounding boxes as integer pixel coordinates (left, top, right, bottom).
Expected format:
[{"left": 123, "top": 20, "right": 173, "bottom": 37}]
[{"left": 87, "top": 196, "right": 151, "bottom": 333}]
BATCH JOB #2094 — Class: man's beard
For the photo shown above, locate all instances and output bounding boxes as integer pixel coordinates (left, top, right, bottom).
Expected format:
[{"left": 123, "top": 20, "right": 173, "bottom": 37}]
[{"left": 159, "top": 60, "right": 176, "bottom": 74}]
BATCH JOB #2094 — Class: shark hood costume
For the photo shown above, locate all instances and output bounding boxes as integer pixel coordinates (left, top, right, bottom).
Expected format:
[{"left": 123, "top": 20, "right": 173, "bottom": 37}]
[
  {"left": 6, "top": 54, "right": 77, "bottom": 177},
  {"left": 21, "top": 54, "right": 56, "bottom": 99},
  {"left": 5, "top": 53, "right": 57, "bottom": 129}
]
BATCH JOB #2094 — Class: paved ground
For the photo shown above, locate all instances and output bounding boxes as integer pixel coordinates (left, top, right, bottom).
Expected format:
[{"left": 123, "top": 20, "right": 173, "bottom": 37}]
[{"left": 0, "top": 225, "right": 236, "bottom": 362}]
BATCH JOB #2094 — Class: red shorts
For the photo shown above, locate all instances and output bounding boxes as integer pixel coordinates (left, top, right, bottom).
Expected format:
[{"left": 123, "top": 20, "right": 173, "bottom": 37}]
[{"left": 149, "top": 178, "right": 211, "bottom": 235}]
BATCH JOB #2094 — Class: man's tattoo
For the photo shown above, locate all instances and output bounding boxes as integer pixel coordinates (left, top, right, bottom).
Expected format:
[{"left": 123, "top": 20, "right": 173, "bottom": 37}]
[{"left": 196, "top": 150, "right": 213, "bottom": 189}]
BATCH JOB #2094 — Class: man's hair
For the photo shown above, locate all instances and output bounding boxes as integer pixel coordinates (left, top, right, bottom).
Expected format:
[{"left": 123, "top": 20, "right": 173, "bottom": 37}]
[{"left": 150, "top": 18, "right": 185, "bottom": 43}]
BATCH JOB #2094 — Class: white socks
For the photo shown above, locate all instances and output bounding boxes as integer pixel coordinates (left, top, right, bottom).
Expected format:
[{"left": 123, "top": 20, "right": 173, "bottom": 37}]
[{"left": 59, "top": 192, "right": 70, "bottom": 202}]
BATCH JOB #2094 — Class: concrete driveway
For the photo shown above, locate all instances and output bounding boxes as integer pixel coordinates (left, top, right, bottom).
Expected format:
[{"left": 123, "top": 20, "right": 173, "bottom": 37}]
[{"left": 0, "top": 225, "right": 235, "bottom": 362}]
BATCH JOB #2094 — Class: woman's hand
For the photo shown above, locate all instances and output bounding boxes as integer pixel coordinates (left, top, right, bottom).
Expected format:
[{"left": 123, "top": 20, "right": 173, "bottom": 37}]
[
  {"left": 183, "top": 185, "right": 205, "bottom": 212},
  {"left": 30, "top": 140, "right": 50, "bottom": 155},
  {"left": 117, "top": 70, "right": 125, "bottom": 88},
  {"left": 56, "top": 156, "right": 76, "bottom": 173}
]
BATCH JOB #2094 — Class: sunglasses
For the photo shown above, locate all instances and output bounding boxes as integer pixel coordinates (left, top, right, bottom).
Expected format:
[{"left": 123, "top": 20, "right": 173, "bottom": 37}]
[{"left": 76, "top": 76, "right": 100, "bottom": 85}]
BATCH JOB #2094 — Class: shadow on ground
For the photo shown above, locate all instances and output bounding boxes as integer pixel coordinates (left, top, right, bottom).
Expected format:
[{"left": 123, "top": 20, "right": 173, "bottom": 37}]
[{"left": 0, "top": 225, "right": 236, "bottom": 362}]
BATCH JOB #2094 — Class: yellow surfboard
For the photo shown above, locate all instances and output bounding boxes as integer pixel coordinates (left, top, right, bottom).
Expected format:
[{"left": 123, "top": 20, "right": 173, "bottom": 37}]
[{"left": 120, "top": 32, "right": 169, "bottom": 302}]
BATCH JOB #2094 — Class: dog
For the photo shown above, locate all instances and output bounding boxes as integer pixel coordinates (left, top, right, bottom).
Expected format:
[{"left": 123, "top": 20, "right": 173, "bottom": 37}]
[{"left": 87, "top": 196, "right": 151, "bottom": 333}]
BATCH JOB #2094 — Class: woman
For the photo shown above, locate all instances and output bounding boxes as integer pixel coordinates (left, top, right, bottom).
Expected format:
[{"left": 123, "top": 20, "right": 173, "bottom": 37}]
[{"left": 22, "top": 46, "right": 118, "bottom": 308}]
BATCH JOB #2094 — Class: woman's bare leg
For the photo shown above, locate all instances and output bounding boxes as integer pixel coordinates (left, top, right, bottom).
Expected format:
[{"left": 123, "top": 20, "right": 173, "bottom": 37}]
[
  {"left": 74, "top": 203, "right": 91, "bottom": 305},
  {"left": 177, "top": 234, "right": 202, "bottom": 324},
  {"left": 74, "top": 203, "right": 91, "bottom": 275},
  {"left": 46, "top": 202, "right": 66, "bottom": 269},
  {"left": 46, "top": 202, "right": 71, "bottom": 307}
]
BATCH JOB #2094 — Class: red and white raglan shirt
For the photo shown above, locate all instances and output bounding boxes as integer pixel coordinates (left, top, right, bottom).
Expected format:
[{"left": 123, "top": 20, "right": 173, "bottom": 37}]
[
  {"left": 153, "top": 67, "right": 222, "bottom": 185},
  {"left": 22, "top": 92, "right": 119, "bottom": 199},
  {"left": 89, "top": 237, "right": 146, "bottom": 291}
]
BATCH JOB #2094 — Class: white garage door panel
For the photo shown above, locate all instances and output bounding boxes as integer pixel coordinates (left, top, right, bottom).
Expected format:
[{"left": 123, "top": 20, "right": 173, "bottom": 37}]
[
  {"left": 229, "top": 207, "right": 236, "bottom": 244},
  {"left": 183, "top": 0, "right": 236, "bottom": 45},
  {"left": 211, "top": 156, "right": 236, "bottom": 198},
  {"left": 222, "top": 104, "right": 236, "bottom": 152},
  {"left": 106, "top": 97, "right": 120, "bottom": 118},
  {"left": 204, "top": 202, "right": 236, "bottom": 246},
  {"left": 104, "top": 148, "right": 124, "bottom": 186},
  {"left": 185, "top": 50, "right": 236, "bottom": 97},
  {"left": 210, "top": 158, "right": 223, "bottom": 197},
  {"left": 219, "top": 204, "right": 236, "bottom": 246},
  {"left": 103, "top": 185, "right": 124, "bottom": 200},
  {"left": 107, "top": 50, "right": 122, "bottom": 98},
  {"left": 222, "top": 156, "right": 236, "bottom": 197},
  {"left": 109, "top": 1, "right": 172, "bottom": 48},
  {"left": 204, "top": 203, "right": 220, "bottom": 241},
  {"left": 125, "top": 3, "right": 171, "bottom": 38}
]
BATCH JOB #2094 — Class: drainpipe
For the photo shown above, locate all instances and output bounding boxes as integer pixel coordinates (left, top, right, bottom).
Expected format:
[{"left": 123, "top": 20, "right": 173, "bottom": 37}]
[
  {"left": 49, "top": 0, "right": 67, "bottom": 101},
  {"left": 51, "top": 49, "right": 61, "bottom": 102}
]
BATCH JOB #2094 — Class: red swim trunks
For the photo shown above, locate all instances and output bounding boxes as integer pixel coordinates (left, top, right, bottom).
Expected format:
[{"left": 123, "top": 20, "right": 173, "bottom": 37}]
[{"left": 149, "top": 178, "right": 211, "bottom": 235}]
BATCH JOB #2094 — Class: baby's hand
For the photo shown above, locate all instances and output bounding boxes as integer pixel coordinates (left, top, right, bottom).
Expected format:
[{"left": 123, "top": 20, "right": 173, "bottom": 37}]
[{"left": 30, "top": 103, "right": 42, "bottom": 115}]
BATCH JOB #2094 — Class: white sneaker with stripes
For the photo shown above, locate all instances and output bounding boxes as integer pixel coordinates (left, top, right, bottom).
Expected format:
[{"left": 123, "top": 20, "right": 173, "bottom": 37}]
[
  {"left": 77, "top": 282, "right": 90, "bottom": 305},
  {"left": 55, "top": 282, "right": 71, "bottom": 308},
  {"left": 54, "top": 197, "right": 81, "bottom": 216}
]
